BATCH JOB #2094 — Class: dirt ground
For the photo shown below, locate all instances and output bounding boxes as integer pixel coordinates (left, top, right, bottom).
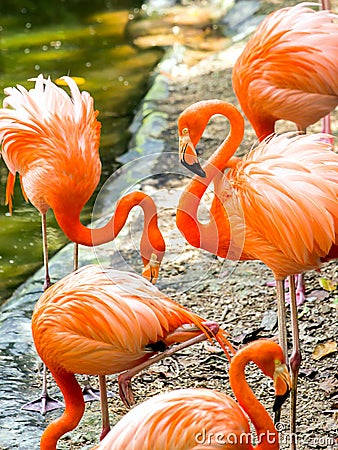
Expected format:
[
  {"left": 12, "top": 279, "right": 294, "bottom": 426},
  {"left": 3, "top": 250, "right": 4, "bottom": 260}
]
[{"left": 42, "top": 2, "right": 338, "bottom": 449}]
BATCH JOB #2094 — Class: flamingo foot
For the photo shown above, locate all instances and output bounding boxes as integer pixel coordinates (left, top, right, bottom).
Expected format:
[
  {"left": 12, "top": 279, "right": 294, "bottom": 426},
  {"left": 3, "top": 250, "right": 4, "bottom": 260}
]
[
  {"left": 286, "top": 274, "right": 306, "bottom": 306},
  {"left": 100, "top": 424, "right": 111, "bottom": 441},
  {"left": 43, "top": 275, "right": 52, "bottom": 291},
  {"left": 21, "top": 392, "right": 64, "bottom": 415},
  {"left": 82, "top": 383, "right": 116, "bottom": 403},
  {"left": 117, "top": 376, "right": 134, "bottom": 408}
]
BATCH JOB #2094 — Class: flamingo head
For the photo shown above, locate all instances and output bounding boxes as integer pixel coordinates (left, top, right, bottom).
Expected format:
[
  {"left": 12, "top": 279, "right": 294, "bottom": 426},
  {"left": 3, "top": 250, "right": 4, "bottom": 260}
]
[
  {"left": 141, "top": 253, "right": 163, "bottom": 285},
  {"left": 178, "top": 127, "right": 206, "bottom": 178},
  {"left": 272, "top": 358, "right": 292, "bottom": 412},
  {"left": 246, "top": 340, "right": 291, "bottom": 410}
]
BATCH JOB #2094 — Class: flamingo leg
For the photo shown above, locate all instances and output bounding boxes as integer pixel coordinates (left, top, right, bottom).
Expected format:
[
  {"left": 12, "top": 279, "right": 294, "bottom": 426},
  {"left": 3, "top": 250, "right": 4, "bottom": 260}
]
[
  {"left": 268, "top": 274, "right": 306, "bottom": 305},
  {"left": 289, "top": 275, "right": 301, "bottom": 450},
  {"left": 73, "top": 242, "right": 79, "bottom": 271},
  {"left": 21, "top": 362, "right": 64, "bottom": 413},
  {"left": 274, "top": 279, "right": 288, "bottom": 424},
  {"left": 118, "top": 323, "right": 220, "bottom": 408},
  {"left": 275, "top": 279, "right": 288, "bottom": 360},
  {"left": 42, "top": 213, "right": 51, "bottom": 290},
  {"left": 294, "top": 274, "right": 306, "bottom": 306},
  {"left": 22, "top": 214, "right": 65, "bottom": 413},
  {"left": 71, "top": 242, "right": 115, "bottom": 408},
  {"left": 98, "top": 375, "right": 111, "bottom": 441},
  {"left": 72, "top": 242, "right": 116, "bottom": 429}
]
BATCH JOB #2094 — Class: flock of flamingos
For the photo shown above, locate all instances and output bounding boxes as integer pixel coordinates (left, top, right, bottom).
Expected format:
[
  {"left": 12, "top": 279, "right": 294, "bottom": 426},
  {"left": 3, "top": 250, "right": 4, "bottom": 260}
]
[{"left": 0, "top": 1, "right": 337, "bottom": 449}]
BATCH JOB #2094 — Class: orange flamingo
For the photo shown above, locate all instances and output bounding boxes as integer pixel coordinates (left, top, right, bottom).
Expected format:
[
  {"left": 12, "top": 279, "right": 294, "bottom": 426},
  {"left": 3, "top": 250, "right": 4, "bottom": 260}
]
[
  {"left": 92, "top": 340, "right": 291, "bottom": 450},
  {"left": 232, "top": 2, "right": 338, "bottom": 142},
  {"left": 32, "top": 264, "right": 234, "bottom": 448},
  {"left": 17, "top": 188, "right": 165, "bottom": 413},
  {"left": 232, "top": 2, "right": 338, "bottom": 304},
  {"left": 0, "top": 75, "right": 166, "bottom": 413},
  {"left": 0, "top": 75, "right": 165, "bottom": 287},
  {"left": 176, "top": 99, "right": 338, "bottom": 443}
]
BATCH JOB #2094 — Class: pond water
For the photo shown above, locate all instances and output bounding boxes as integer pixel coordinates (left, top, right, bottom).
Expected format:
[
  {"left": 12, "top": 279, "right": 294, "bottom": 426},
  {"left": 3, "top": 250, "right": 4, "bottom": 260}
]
[{"left": 0, "top": 0, "right": 163, "bottom": 303}]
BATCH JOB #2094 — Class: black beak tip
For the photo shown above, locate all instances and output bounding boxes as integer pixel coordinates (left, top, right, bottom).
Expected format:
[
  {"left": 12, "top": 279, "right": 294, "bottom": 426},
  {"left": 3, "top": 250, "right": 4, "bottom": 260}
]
[
  {"left": 181, "top": 159, "right": 206, "bottom": 178},
  {"left": 273, "top": 390, "right": 291, "bottom": 412}
]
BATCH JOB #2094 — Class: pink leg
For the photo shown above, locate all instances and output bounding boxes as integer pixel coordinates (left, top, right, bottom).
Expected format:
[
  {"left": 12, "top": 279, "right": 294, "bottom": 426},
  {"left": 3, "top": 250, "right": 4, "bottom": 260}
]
[
  {"left": 118, "top": 322, "right": 220, "bottom": 408},
  {"left": 42, "top": 213, "right": 51, "bottom": 290},
  {"left": 320, "top": 114, "right": 334, "bottom": 145},
  {"left": 269, "top": 274, "right": 306, "bottom": 306},
  {"left": 294, "top": 274, "right": 306, "bottom": 306},
  {"left": 289, "top": 275, "right": 302, "bottom": 450},
  {"left": 98, "top": 375, "right": 111, "bottom": 441},
  {"left": 274, "top": 279, "right": 288, "bottom": 424},
  {"left": 22, "top": 214, "right": 65, "bottom": 414}
]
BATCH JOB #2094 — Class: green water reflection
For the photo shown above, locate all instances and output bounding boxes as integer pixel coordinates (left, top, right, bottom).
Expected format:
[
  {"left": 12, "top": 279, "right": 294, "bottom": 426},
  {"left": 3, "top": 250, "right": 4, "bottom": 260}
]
[{"left": 0, "top": 1, "right": 163, "bottom": 302}]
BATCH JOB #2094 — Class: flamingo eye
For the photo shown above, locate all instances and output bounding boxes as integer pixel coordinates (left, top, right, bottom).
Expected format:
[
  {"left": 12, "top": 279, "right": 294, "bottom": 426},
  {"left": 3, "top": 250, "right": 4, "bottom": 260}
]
[{"left": 182, "top": 127, "right": 189, "bottom": 135}]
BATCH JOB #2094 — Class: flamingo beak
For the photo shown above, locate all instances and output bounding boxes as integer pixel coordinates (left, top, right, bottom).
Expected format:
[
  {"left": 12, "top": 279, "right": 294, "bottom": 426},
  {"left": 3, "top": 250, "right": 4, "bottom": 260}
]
[
  {"left": 272, "top": 360, "right": 292, "bottom": 411},
  {"left": 142, "top": 253, "right": 161, "bottom": 284},
  {"left": 179, "top": 128, "right": 206, "bottom": 178}
]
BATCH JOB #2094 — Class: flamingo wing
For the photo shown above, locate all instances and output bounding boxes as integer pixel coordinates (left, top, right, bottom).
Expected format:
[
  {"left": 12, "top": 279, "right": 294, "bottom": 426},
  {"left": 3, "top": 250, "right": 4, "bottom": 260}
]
[
  {"left": 32, "top": 265, "right": 231, "bottom": 376},
  {"left": 227, "top": 133, "right": 338, "bottom": 269},
  {"left": 93, "top": 388, "right": 250, "bottom": 450}
]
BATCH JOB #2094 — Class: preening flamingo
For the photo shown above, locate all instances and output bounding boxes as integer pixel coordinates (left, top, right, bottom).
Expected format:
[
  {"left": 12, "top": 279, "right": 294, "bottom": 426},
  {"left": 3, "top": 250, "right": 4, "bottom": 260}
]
[
  {"left": 0, "top": 75, "right": 166, "bottom": 413},
  {"left": 176, "top": 99, "right": 338, "bottom": 443},
  {"left": 0, "top": 75, "right": 165, "bottom": 287},
  {"left": 232, "top": 2, "right": 338, "bottom": 141},
  {"left": 32, "top": 264, "right": 233, "bottom": 448},
  {"left": 92, "top": 340, "right": 291, "bottom": 450},
  {"left": 232, "top": 1, "right": 338, "bottom": 304}
]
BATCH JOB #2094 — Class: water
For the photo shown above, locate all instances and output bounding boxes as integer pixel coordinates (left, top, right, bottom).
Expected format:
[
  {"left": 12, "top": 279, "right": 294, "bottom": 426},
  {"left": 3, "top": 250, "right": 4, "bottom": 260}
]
[{"left": 0, "top": 0, "right": 163, "bottom": 303}]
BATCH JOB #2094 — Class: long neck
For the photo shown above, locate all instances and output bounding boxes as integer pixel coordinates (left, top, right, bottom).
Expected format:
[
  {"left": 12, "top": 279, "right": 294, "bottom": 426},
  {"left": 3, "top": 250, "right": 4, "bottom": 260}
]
[
  {"left": 176, "top": 102, "right": 244, "bottom": 254},
  {"left": 249, "top": 113, "right": 275, "bottom": 142},
  {"left": 53, "top": 191, "right": 164, "bottom": 260},
  {"left": 40, "top": 370, "right": 85, "bottom": 450},
  {"left": 229, "top": 349, "right": 279, "bottom": 450}
]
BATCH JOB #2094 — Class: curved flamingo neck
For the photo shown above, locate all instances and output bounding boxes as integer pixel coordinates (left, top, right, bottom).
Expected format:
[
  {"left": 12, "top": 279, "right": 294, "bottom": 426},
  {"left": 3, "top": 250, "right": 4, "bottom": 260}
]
[
  {"left": 53, "top": 191, "right": 165, "bottom": 263},
  {"left": 229, "top": 346, "right": 279, "bottom": 450},
  {"left": 176, "top": 101, "right": 244, "bottom": 254},
  {"left": 40, "top": 370, "right": 85, "bottom": 450}
]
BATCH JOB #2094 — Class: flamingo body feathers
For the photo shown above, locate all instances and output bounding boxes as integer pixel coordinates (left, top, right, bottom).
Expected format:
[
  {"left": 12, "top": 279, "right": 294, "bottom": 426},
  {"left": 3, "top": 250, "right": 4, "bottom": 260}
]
[
  {"left": 232, "top": 3, "right": 338, "bottom": 139},
  {"left": 93, "top": 340, "right": 291, "bottom": 450},
  {"left": 177, "top": 100, "right": 338, "bottom": 281},
  {"left": 225, "top": 133, "right": 338, "bottom": 276},
  {"left": 32, "top": 265, "right": 231, "bottom": 376},
  {"left": 0, "top": 75, "right": 101, "bottom": 215},
  {"left": 93, "top": 388, "right": 250, "bottom": 450},
  {"left": 0, "top": 75, "right": 166, "bottom": 272}
]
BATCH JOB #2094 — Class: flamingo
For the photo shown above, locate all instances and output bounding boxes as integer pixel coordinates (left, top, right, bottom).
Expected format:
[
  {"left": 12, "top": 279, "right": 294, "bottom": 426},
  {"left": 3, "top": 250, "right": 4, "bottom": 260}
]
[
  {"left": 32, "top": 264, "right": 234, "bottom": 447},
  {"left": 0, "top": 75, "right": 166, "bottom": 413},
  {"left": 232, "top": 2, "right": 338, "bottom": 141},
  {"left": 91, "top": 340, "right": 291, "bottom": 450},
  {"left": 176, "top": 99, "right": 338, "bottom": 445},
  {"left": 232, "top": 1, "right": 338, "bottom": 304},
  {"left": 0, "top": 74, "right": 165, "bottom": 287}
]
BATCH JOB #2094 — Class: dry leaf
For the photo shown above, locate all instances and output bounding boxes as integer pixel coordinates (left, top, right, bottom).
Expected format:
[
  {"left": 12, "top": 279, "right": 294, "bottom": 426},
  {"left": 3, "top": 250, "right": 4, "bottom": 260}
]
[
  {"left": 319, "top": 377, "right": 338, "bottom": 396},
  {"left": 319, "top": 277, "right": 337, "bottom": 292},
  {"left": 312, "top": 341, "right": 338, "bottom": 360}
]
